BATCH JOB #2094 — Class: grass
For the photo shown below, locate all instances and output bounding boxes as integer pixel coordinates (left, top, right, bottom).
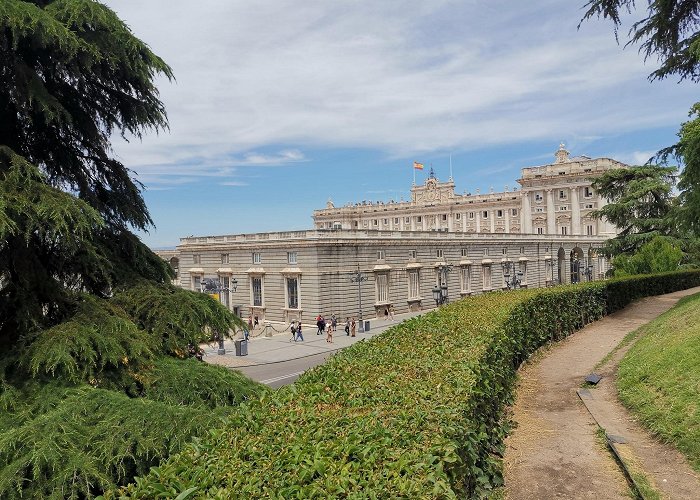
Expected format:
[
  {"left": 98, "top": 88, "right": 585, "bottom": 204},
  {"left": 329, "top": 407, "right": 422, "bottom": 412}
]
[{"left": 617, "top": 292, "right": 700, "bottom": 472}]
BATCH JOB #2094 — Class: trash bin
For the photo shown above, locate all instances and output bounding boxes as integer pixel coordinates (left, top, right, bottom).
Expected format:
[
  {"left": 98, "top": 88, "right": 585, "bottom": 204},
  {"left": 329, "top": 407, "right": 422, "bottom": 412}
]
[
  {"left": 234, "top": 339, "right": 248, "bottom": 356},
  {"left": 363, "top": 320, "right": 370, "bottom": 332}
]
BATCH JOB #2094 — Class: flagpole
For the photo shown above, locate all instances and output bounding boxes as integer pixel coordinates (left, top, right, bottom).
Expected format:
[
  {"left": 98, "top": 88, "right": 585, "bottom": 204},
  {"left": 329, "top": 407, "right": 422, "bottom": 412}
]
[
  {"left": 413, "top": 163, "right": 416, "bottom": 186},
  {"left": 449, "top": 154, "right": 453, "bottom": 181}
]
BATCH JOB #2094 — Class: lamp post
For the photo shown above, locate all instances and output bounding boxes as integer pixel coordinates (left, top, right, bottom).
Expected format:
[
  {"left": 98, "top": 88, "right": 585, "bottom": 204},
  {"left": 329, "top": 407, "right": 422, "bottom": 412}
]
[
  {"left": 502, "top": 260, "right": 523, "bottom": 290},
  {"left": 201, "top": 276, "right": 238, "bottom": 354},
  {"left": 349, "top": 268, "right": 368, "bottom": 332},
  {"left": 580, "top": 258, "right": 594, "bottom": 281},
  {"left": 431, "top": 264, "right": 452, "bottom": 306}
]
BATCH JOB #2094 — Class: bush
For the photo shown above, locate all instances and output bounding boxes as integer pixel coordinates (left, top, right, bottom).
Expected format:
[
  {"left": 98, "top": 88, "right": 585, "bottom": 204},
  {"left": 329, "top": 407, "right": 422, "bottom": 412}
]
[{"left": 115, "top": 270, "right": 700, "bottom": 499}]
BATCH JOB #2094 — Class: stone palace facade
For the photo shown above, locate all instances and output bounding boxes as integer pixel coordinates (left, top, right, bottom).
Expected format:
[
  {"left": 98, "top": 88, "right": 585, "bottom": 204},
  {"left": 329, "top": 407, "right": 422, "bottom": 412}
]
[{"left": 160, "top": 146, "right": 625, "bottom": 325}]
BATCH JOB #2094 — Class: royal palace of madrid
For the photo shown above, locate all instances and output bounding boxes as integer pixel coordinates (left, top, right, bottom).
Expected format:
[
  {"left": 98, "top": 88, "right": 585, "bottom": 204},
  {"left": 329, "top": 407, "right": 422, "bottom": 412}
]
[{"left": 159, "top": 145, "right": 627, "bottom": 325}]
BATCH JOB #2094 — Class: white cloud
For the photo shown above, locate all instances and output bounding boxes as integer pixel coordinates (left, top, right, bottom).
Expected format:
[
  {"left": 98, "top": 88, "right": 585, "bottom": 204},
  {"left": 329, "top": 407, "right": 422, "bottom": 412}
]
[{"left": 105, "top": 0, "right": 696, "bottom": 186}]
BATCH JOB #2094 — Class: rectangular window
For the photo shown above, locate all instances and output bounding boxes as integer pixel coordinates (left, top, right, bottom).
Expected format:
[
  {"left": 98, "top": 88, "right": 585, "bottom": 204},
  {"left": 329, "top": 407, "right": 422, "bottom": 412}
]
[
  {"left": 286, "top": 277, "right": 298, "bottom": 309},
  {"left": 220, "top": 254, "right": 229, "bottom": 264},
  {"left": 408, "top": 270, "right": 420, "bottom": 299},
  {"left": 409, "top": 249, "right": 417, "bottom": 259},
  {"left": 193, "top": 254, "right": 201, "bottom": 265},
  {"left": 394, "top": 217, "right": 400, "bottom": 224},
  {"left": 456, "top": 213, "right": 461, "bottom": 220},
  {"left": 497, "top": 209, "right": 503, "bottom": 218},
  {"left": 252, "top": 252, "right": 261, "bottom": 264},
  {"left": 193, "top": 275, "right": 202, "bottom": 292},
  {"left": 535, "top": 192, "right": 543, "bottom": 202},
  {"left": 585, "top": 203, "right": 594, "bottom": 209},
  {"left": 520, "top": 246, "right": 524, "bottom": 254},
  {"left": 442, "top": 214, "right": 447, "bottom": 221},
  {"left": 436, "top": 249, "right": 444, "bottom": 258},
  {"left": 559, "top": 205, "right": 568, "bottom": 211},
  {"left": 584, "top": 186, "right": 593, "bottom": 197},
  {"left": 460, "top": 266, "right": 471, "bottom": 292},
  {"left": 405, "top": 217, "right": 410, "bottom": 223},
  {"left": 482, "top": 265, "right": 492, "bottom": 290},
  {"left": 376, "top": 274, "right": 388, "bottom": 303},
  {"left": 483, "top": 248, "right": 489, "bottom": 256},
  {"left": 416, "top": 216, "right": 422, "bottom": 223},
  {"left": 559, "top": 190, "right": 566, "bottom": 199},
  {"left": 377, "top": 250, "right": 385, "bottom": 260},
  {"left": 219, "top": 275, "right": 230, "bottom": 307},
  {"left": 482, "top": 211, "right": 489, "bottom": 218},
  {"left": 586, "top": 225, "right": 594, "bottom": 236},
  {"left": 536, "top": 207, "right": 544, "bottom": 212},
  {"left": 252, "top": 277, "right": 262, "bottom": 306},
  {"left": 537, "top": 227, "right": 544, "bottom": 234},
  {"left": 383, "top": 218, "right": 388, "bottom": 225},
  {"left": 561, "top": 226, "right": 568, "bottom": 235},
  {"left": 511, "top": 208, "right": 518, "bottom": 216},
  {"left": 373, "top": 219, "right": 378, "bottom": 226},
  {"left": 502, "top": 248, "right": 507, "bottom": 255},
  {"left": 287, "top": 252, "right": 297, "bottom": 264},
  {"left": 469, "top": 212, "right": 475, "bottom": 219},
  {"left": 461, "top": 248, "right": 468, "bottom": 257}
]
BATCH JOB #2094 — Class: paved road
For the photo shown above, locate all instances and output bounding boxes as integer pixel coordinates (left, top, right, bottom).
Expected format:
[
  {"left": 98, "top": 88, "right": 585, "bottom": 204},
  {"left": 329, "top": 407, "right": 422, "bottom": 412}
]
[{"left": 202, "top": 310, "right": 428, "bottom": 387}]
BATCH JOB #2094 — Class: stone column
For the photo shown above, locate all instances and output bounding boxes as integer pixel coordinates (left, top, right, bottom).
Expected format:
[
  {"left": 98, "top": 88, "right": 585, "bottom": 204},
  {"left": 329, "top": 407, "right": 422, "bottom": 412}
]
[
  {"left": 571, "top": 186, "right": 581, "bottom": 235},
  {"left": 546, "top": 189, "right": 556, "bottom": 234},
  {"left": 476, "top": 212, "right": 481, "bottom": 232},
  {"left": 448, "top": 214, "right": 454, "bottom": 232},
  {"left": 505, "top": 208, "right": 510, "bottom": 234},
  {"left": 490, "top": 212, "right": 495, "bottom": 233}
]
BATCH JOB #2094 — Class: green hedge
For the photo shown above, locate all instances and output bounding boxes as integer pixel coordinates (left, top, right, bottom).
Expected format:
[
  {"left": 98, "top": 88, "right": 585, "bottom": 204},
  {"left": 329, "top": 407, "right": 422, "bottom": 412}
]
[{"left": 113, "top": 271, "right": 700, "bottom": 499}]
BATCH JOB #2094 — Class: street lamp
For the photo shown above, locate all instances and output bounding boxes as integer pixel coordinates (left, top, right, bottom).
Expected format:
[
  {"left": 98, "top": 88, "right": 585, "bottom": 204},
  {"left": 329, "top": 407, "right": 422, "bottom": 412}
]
[
  {"left": 432, "top": 264, "right": 452, "bottom": 306},
  {"left": 502, "top": 260, "right": 523, "bottom": 290},
  {"left": 349, "top": 268, "right": 368, "bottom": 332},
  {"left": 201, "top": 276, "right": 238, "bottom": 354}
]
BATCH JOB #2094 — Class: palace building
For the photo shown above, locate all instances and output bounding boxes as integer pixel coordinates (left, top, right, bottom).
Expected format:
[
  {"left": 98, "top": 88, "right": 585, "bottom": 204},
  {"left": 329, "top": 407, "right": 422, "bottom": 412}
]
[{"left": 161, "top": 145, "right": 625, "bottom": 326}]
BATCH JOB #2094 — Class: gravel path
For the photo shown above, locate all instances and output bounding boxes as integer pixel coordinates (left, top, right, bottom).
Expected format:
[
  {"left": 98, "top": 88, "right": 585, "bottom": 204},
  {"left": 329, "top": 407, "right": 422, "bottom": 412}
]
[{"left": 503, "top": 287, "right": 700, "bottom": 499}]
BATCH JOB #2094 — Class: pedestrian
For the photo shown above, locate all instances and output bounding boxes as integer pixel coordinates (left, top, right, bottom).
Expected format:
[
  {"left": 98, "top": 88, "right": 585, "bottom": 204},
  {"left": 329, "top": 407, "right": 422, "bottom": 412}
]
[
  {"left": 326, "top": 323, "right": 333, "bottom": 343},
  {"left": 384, "top": 307, "right": 389, "bottom": 319},
  {"left": 247, "top": 316, "right": 253, "bottom": 331},
  {"left": 290, "top": 320, "right": 297, "bottom": 342},
  {"left": 344, "top": 317, "right": 350, "bottom": 336},
  {"left": 320, "top": 315, "right": 326, "bottom": 334},
  {"left": 243, "top": 326, "right": 250, "bottom": 341},
  {"left": 351, "top": 317, "right": 356, "bottom": 337},
  {"left": 316, "top": 315, "right": 323, "bottom": 335},
  {"left": 331, "top": 314, "right": 337, "bottom": 332},
  {"left": 254, "top": 315, "right": 259, "bottom": 328},
  {"left": 296, "top": 321, "right": 304, "bottom": 342},
  {"left": 389, "top": 306, "right": 395, "bottom": 320}
]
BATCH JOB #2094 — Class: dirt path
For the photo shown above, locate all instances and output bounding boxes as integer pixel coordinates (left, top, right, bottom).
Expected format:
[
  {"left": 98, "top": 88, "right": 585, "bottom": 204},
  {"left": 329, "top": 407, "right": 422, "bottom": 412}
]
[{"left": 503, "top": 288, "right": 700, "bottom": 499}]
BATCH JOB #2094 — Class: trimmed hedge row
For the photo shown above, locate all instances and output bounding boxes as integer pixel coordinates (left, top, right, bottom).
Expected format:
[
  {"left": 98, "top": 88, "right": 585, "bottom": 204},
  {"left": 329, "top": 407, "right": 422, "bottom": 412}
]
[{"left": 114, "top": 271, "right": 700, "bottom": 499}]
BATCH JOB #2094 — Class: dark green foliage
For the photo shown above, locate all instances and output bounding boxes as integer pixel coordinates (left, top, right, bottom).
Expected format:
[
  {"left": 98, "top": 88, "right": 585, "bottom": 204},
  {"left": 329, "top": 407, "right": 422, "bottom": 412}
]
[
  {"left": 0, "top": 0, "right": 174, "bottom": 345},
  {"left": 0, "top": 382, "right": 233, "bottom": 500},
  {"left": 137, "top": 357, "right": 267, "bottom": 409},
  {"left": 113, "top": 281, "right": 245, "bottom": 357},
  {"left": 675, "top": 103, "right": 700, "bottom": 235},
  {"left": 581, "top": 0, "right": 700, "bottom": 82},
  {"left": 611, "top": 236, "right": 684, "bottom": 276},
  {"left": 591, "top": 165, "right": 679, "bottom": 256},
  {"left": 18, "top": 294, "right": 156, "bottom": 385},
  {"left": 115, "top": 271, "right": 700, "bottom": 499}
]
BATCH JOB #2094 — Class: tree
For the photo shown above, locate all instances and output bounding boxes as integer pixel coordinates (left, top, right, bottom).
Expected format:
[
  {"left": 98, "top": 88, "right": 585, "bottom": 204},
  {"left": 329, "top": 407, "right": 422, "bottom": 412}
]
[
  {"left": 581, "top": 1, "right": 700, "bottom": 234},
  {"left": 0, "top": 2, "right": 252, "bottom": 496},
  {"left": 611, "top": 235, "right": 683, "bottom": 276},
  {"left": 590, "top": 165, "right": 678, "bottom": 255},
  {"left": 581, "top": 0, "right": 700, "bottom": 82}
]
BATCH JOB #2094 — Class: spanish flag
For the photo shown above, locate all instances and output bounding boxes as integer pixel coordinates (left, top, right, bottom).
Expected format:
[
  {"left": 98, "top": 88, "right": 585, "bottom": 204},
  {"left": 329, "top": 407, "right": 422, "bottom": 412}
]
[{"left": 413, "top": 161, "right": 424, "bottom": 170}]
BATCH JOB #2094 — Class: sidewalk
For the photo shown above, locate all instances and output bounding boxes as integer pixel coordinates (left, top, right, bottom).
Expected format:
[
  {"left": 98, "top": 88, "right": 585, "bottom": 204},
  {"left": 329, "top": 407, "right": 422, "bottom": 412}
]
[{"left": 202, "top": 309, "right": 427, "bottom": 369}]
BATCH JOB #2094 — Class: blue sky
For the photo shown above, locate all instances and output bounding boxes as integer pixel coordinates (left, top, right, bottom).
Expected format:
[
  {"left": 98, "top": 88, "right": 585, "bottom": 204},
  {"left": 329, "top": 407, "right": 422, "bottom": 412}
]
[{"left": 104, "top": 1, "right": 697, "bottom": 248}]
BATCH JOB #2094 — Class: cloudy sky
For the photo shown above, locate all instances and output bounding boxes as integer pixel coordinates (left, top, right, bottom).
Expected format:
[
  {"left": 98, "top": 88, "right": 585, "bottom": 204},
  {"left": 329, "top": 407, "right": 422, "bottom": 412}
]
[{"left": 104, "top": 0, "right": 696, "bottom": 248}]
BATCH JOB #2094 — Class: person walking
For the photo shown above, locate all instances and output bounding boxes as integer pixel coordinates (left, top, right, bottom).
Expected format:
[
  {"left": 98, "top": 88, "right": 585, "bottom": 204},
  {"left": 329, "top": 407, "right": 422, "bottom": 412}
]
[
  {"left": 247, "top": 316, "right": 254, "bottom": 332},
  {"left": 296, "top": 321, "right": 304, "bottom": 342},
  {"left": 344, "top": 317, "right": 350, "bottom": 336},
  {"left": 326, "top": 323, "right": 333, "bottom": 343},
  {"left": 350, "top": 317, "right": 356, "bottom": 337},
  {"left": 389, "top": 306, "right": 395, "bottom": 321},
  {"left": 316, "top": 315, "right": 323, "bottom": 335},
  {"left": 331, "top": 314, "right": 337, "bottom": 332},
  {"left": 289, "top": 320, "right": 297, "bottom": 342}
]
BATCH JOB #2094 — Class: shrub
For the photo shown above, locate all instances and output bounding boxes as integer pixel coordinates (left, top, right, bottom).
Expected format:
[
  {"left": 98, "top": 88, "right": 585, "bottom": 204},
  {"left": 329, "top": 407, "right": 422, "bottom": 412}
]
[{"left": 115, "top": 270, "right": 700, "bottom": 499}]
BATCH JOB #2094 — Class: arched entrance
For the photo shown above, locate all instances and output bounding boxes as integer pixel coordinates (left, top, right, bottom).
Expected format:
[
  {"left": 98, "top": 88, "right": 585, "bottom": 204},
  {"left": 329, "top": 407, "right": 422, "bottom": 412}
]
[
  {"left": 557, "top": 247, "right": 566, "bottom": 284},
  {"left": 570, "top": 247, "right": 584, "bottom": 283}
]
